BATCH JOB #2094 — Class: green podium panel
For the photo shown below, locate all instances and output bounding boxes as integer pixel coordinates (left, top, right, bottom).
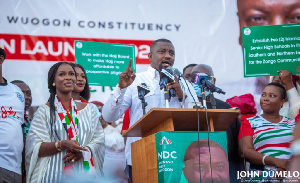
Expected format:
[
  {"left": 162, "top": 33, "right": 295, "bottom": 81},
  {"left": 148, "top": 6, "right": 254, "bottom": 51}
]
[{"left": 155, "top": 131, "right": 228, "bottom": 183}]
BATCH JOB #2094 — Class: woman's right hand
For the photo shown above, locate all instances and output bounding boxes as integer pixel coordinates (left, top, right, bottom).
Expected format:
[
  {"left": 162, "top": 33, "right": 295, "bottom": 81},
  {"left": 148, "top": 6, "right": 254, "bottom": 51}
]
[
  {"left": 61, "top": 140, "right": 87, "bottom": 153},
  {"left": 62, "top": 151, "right": 83, "bottom": 163}
]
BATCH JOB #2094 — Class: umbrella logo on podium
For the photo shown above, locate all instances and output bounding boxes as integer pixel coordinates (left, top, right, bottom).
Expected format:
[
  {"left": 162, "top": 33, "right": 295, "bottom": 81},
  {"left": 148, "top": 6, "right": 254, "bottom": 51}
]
[{"left": 160, "top": 136, "right": 172, "bottom": 145}]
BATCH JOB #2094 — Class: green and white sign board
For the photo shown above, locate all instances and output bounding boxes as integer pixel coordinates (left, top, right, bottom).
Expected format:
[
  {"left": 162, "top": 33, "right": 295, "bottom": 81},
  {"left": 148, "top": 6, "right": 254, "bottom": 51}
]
[
  {"left": 155, "top": 131, "right": 228, "bottom": 183},
  {"left": 75, "top": 41, "right": 136, "bottom": 86},
  {"left": 242, "top": 23, "right": 300, "bottom": 77}
]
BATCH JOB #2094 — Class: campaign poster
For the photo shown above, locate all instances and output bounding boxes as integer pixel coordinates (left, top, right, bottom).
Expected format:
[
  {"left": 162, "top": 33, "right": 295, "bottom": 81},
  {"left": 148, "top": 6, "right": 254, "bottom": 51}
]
[
  {"left": 75, "top": 41, "right": 136, "bottom": 86},
  {"left": 155, "top": 131, "right": 228, "bottom": 183},
  {"left": 242, "top": 24, "right": 300, "bottom": 77}
]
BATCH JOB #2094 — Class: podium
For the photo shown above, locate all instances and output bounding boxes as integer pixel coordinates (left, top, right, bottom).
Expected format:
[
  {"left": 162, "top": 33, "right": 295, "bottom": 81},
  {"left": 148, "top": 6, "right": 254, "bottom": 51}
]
[{"left": 122, "top": 108, "right": 239, "bottom": 182}]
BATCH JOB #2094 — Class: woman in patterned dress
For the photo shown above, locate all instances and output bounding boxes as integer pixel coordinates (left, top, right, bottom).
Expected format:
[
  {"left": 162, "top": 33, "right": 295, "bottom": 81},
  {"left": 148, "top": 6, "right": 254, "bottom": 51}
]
[
  {"left": 25, "top": 62, "right": 105, "bottom": 182},
  {"left": 238, "top": 82, "right": 296, "bottom": 181}
]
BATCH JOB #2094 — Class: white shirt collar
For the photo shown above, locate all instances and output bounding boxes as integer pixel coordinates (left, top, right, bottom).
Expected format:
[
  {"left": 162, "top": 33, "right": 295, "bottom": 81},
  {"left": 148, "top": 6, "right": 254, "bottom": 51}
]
[{"left": 147, "top": 66, "right": 160, "bottom": 80}]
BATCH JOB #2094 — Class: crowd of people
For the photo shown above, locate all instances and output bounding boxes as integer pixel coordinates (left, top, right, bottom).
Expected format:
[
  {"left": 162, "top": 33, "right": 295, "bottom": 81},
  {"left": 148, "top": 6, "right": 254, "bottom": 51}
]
[
  {"left": 1, "top": 0, "right": 300, "bottom": 182},
  {"left": 1, "top": 36, "right": 300, "bottom": 182},
  {"left": 0, "top": 49, "right": 127, "bottom": 182}
]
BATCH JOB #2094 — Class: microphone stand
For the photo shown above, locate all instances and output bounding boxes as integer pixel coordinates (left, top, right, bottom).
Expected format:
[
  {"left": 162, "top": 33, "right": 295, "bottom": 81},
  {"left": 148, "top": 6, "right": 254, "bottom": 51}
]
[
  {"left": 140, "top": 96, "right": 148, "bottom": 115},
  {"left": 177, "top": 77, "right": 185, "bottom": 108},
  {"left": 138, "top": 83, "right": 150, "bottom": 115},
  {"left": 210, "top": 93, "right": 217, "bottom": 109},
  {"left": 164, "top": 86, "right": 170, "bottom": 108},
  {"left": 200, "top": 86, "right": 207, "bottom": 109}
]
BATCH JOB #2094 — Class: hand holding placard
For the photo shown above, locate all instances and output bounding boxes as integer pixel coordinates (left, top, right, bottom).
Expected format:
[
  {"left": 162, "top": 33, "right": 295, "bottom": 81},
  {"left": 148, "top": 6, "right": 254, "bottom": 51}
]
[
  {"left": 119, "top": 59, "right": 136, "bottom": 89},
  {"left": 278, "top": 70, "right": 294, "bottom": 90}
]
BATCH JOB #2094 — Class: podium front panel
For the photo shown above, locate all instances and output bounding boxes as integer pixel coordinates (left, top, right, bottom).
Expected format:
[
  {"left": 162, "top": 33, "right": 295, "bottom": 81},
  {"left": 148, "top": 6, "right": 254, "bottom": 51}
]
[{"left": 131, "top": 131, "right": 229, "bottom": 183}]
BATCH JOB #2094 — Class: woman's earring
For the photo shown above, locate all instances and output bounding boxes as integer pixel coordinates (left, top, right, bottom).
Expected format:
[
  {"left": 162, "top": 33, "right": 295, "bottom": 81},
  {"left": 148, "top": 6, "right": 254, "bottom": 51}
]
[{"left": 52, "top": 83, "right": 56, "bottom": 87}]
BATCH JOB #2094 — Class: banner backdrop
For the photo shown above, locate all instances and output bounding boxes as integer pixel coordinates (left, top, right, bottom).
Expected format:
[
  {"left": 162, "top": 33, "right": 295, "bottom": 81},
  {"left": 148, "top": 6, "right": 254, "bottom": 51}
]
[{"left": 0, "top": 0, "right": 278, "bottom": 111}]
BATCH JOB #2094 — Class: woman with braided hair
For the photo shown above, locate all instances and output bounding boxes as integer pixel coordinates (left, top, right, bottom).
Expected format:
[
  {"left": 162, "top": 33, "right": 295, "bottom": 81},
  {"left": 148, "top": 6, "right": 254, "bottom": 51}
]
[{"left": 25, "top": 62, "right": 105, "bottom": 182}]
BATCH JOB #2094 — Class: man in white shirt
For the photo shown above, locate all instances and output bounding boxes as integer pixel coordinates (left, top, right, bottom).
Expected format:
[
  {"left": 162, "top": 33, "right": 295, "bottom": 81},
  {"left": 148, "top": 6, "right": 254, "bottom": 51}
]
[
  {"left": 102, "top": 39, "right": 198, "bottom": 180},
  {"left": 0, "top": 48, "right": 25, "bottom": 182}
]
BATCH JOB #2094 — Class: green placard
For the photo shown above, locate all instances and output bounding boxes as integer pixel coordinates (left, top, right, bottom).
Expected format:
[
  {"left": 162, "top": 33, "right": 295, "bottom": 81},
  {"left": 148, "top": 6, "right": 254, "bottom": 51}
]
[
  {"left": 75, "top": 41, "right": 136, "bottom": 86},
  {"left": 155, "top": 131, "right": 228, "bottom": 183},
  {"left": 242, "top": 24, "right": 300, "bottom": 77}
]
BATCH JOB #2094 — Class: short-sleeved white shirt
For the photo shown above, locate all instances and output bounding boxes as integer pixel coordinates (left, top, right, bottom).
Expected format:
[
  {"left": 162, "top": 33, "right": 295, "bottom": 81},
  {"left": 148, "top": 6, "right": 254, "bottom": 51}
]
[{"left": 0, "top": 82, "right": 25, "bottom": 174}]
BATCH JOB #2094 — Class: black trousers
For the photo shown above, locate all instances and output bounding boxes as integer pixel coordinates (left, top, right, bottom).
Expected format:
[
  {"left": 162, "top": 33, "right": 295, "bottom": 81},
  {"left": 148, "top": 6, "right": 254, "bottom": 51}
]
[
  {"left": 125, "top": 165, "right": 133, "bottom": 182},
  {"left": 0, "top": 167, "right": 22, "bottom": 183}
]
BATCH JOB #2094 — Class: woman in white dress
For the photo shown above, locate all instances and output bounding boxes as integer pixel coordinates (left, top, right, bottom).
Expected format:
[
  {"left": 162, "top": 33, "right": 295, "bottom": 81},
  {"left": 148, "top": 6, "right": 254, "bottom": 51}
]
[{"left": 25, "top": 62, "right": 105, "bottom": 182}]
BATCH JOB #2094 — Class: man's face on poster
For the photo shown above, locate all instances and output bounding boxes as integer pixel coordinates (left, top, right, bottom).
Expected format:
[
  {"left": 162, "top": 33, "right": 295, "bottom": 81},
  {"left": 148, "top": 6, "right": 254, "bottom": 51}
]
[
  {"left": 237, "top": 0, "right": 300, "bottom": 45},
  {"left": 183, "top": 147, "right": 229, "bottom": 183}
]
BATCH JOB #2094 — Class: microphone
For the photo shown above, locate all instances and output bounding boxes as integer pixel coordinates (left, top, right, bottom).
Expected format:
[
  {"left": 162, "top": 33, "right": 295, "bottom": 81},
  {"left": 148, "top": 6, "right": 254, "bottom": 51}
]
[
  {"left": 191, "top": 72, "right": 226, "bottom": 95},
  {"left": 173, "top": 68, "right": 184, "bottom": 80},
  {"left": 160, "top": 66, "right": 175, "bottom": 89},
  {"left": 211, "top": 85, "right": 226, "bottom": 95},
  {"left": 160, "top": 66, "right": 176, "bottom": 97},
  {"left": 137, "top": 83, "right": 150, "bottom": 115},
  {"left": 191, "top": 72, "right": 209, "bottom": 86},
  {"left": 137, "top": 83, "right": 150, "bottom": 100}
]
